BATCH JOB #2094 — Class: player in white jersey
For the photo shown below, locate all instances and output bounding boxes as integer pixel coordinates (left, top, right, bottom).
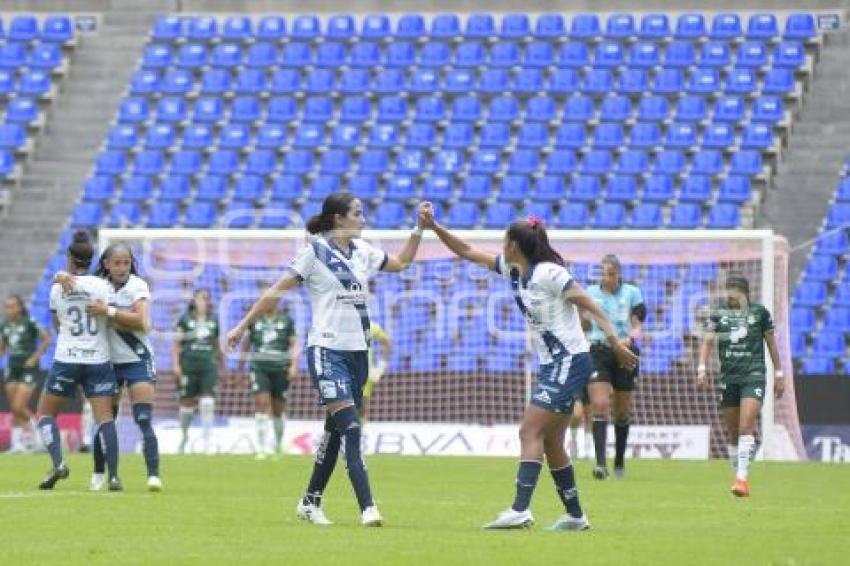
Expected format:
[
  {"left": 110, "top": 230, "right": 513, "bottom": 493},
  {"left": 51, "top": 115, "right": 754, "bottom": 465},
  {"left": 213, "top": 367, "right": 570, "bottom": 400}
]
[
  {"left": 227, "top": 192, "right": 428, "bottom": 527},
  {"left": 419, "top": 210, "right": 638, "bottom": 531},
  {"left": 36, "top": 231, "right": 121, "bottom": 490}
]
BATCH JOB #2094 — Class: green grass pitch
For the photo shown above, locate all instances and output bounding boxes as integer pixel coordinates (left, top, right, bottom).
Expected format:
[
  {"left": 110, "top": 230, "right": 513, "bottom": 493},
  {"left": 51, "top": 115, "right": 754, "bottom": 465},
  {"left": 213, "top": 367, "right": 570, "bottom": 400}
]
[{"left": 1, "top": 455, "right": 847, "bottom": 565}]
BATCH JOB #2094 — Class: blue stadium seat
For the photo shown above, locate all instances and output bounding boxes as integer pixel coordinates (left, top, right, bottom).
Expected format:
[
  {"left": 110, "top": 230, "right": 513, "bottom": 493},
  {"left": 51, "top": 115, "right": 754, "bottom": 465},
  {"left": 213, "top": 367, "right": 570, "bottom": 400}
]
[
  {"left": 444, "top": 69, "right": 474, "bottom": 94},
  {"left": 564, "top": 95, "right": 595, "bottom": 123},
  {"left": 710, "top": 13, "right": 742, "bottom": 40},
  {"left": 557, "top": 203, "right": 590, "bottom": 228},
  {"left": 583, "top": 69, "right": 614, "bottom": 95},
  {"left": 593, "top": 123, "right": 625, "bottom": 149},
  {"left": 653, "top": 69, "right": 684, "bottom": 95},
  {"left": 349, "top": 43, "right": 380, "bottom": 68},
  {"left": 535, "top": 13, "right": 566, "bottom": 39},
  {"left": 291, "top": 15, "right": 320, "bottom": 41},
  {"left": 460, "top": 175, "right": 492, "bottom": 201},
  {"left": 789, "top": 332, "right": 807, "bottom": 357},
  {"left": 71, "top": 202, "right": 104, "bottom": 228},
  {"left": 245, "top": 150, "right": 277, "bottom": 176},
  {"left": 121, "top": 176, "right": 154, "bottom": 201},
  {"left": 443, "top": 123, "right": 474, "bottom": 149},
  {"left": 361, "top": 15, "right": 390, "bottom": 41},
  {"left": 507, "top": 150, "right": 539, "bottom": 175},
  {"left": 396, "top": 14, "right": 425, "bottom": 40},
  {"left": 665, "top": 40, "right": 695, "bottom": 68},
  {"left": 186, "top": 16, "right": 217, "bottom": 41},
  {"left": 105, "top": 124, "right": 136, "bottom": 150},
  {"left": 729, "top": 150, "right": 763, "bottom": 176},
  {"left": 605, "top": 14, "right": 635, "bottom": 39},
  {"left": 832, "top": 282, "right": 850, "bottom": 307},
  {"left": 592, "top": 203, "right": 626, "bottom": 228},
  {"left": 525, "top": 42, "right": 554, "bottom": 68},
  {"left": 222, "top": 200, "right": 256, "bottom": 228},
  {"left": 151, "top": 15, "right": 182, "bottom": 42},
  {"left": 358, "top": 150, "right": 389, "bottom": 174},
  {"left": 159, "top": 176, "right": 191, "bottom": 201},
  {"left": 170, "top": 150, "right": 202, "bottom": 176},
  {"left": 801, "top": 357, "right": 835, "bottom": 375},
  {"left": 246, "top": 42, "right": 280, "bottom": 69},
  {"left": 726, "top": 68, "right": 757, "bottom": 95},
  {"left": 29, "top": 44, "right": 63, "bottom": 70},
  {"left": 742, "top": 123, "right": 774, "bottom": 150},
  {"left": 763, "top": 68, "right": 795, "bottom": 94},
  {"left": 558, "top": 42, "right": 590, "bottom": 68},
  {"left": 595, "top": 41, "right": 624, "bottom": 68},
  {"left": 533, "top": 176, "right": 566, "bottom": 202},
  {"left": 752, "top": 96, "right": 784, "bottom": 123},
  {"left": 501, "top": 13, "right": 531, "bottom": 39},
  {"left": 669, "top": 203, "right": 702, "bottom": 228},
  {"left": 384, "top": 175, "right": 416, "bottom": 201},
  {"left": 414, "top": 96, "right": 445, "bottom": 122},
  {"left": 219, "top": 123, "right": 252, "bottom": 149},
  {"left": 128, "top": 69, "right": 159, "bottom": 96},
  {"left": 107, "top": 203, "right": 141, "bottom": 228},
  {"left": 310, "top": 175, "right": 340, "bottom": 200},
  {"left": 629, "top": 204, "right": 663, "bottom": 228},
  {"left": 639, "top": 13, "right": 670, "bottom": 39},
  {"left": 680, "top": 175, "right": 713, "bottom": 202},
  {"left": 814, "top": 228, "right": 848, "bottom": 253},
  {"left": 713, "top": 96, "right": 745, "bottom": 122},
  {"left": 200, "top": 69, "right": 232, "bottom": 94},
  {"left": 545, "top": 150, "right": 578, "bottom": 174},
  {"left": 270, "top": 175, "right": 303, "bottom": 201},
  {"left": 554, "top": 123, "right": 586, "bottom": 149},
  {"left": 403, "top": 123, "right": 434, "bottom": 149},
  {"left": 339, "top": 69, "right": 369, "bottom": 95},
  {"left": 630, "top": 122, "right": 661, "bottom": 149},
  {"left": 600, "top": 95, "right": 632, "bottom": 122},
  {"left": 302, "top": 97, "right": 333, "bottom": 123},
  {"left": 19, "top": 70, "right": 51, "bottom": 97},
  {"left": 422, "top": 176, "right": 453, "bottom": 201},
  {"left": 794, "top": 281, "right": 827, "bottom": 307},
  {"left": 489, "top": 96, "right": 520, "bottom": 122},
  {"left": 617, "top": 150, "right": 648, "bottom": 175},
  {"left": 373, "top": 202, "right": 407, "bottom": 228},
  {"left": 340, "top": 96, "right": 372, "bottom": 123},
  {"left": 692, "top": 150, "right": 724, "bottom": 176},
  {"left": 376, "top": 96, "right": 407, "bottom": 122},
  {"left": 571, "top": 175, "right": 602, "bottom": 201},
  {"left": 490, "top": 41, "right": 520, "bottom": 68},
  {"left": 385, "top": 42, "right": 415, "bottom": 67},
  {"left": 618, "top": 69, "right": 649, "bottom": 95},
  {"left": 182, "top": 124, "right": 214, "bottom": 149},
  {"left": 281, "top": 42, "right": 312, "bottom": 67},
  {"left": 430, "top": 13, "right": 461, "bottom": 40},
  {"left": 84, "top": 176, "right": 115, "bottom": 201},
  {"left": 827, "top": 204, "right": 850, "bottom": 229},
  {"left": 520, "top": 203, "right": 554, "bottom": 224},
  {"left": 606, "top": 175, "right": 639, "bottom": 201},
  {"left": 477, "top": 69, "right": 509, "bottom": 94},
  {"left": 526, "top": 96, "right": 556, "bottom": 122},
  {"left": 142, "top": 44, "right": 172, "bottom": 68},
  {"left": 147, "top": 202, "right": 179, "bottom": 228},
  {"left": 191, "top": 97, "right": 221, "bottom": 123},
  {"left": 513, "top": 69, "right": 545, "bottom": 95},
  {"left": 395, "top": 149, "right": 425, "bottom": 175},
  {"left": 419, "top": 42, "right": 450, "bottom": 68},
  {"left": 5, "top": 98, "right": 39, "bottom": 123},
  {"left": 580, "top": 150, "right": 612, "bottom": 175},
  {"left": 447, "top": 202, "right": 480, "bottom": 228},
  {"left": 432, "top": 149, "right": 462, "bottom": 175},
  {"left": 804, "top": 255, "right": 839, "bottom": 282},
  {"left": 350, "top": 175, "right": 380, "bottom": 201},
  {"left": 368, "top": 123, "right": 398, "bottom": 148},
  {"left": 0, "top": 42, "right": 26, "bottom": 69},
  {"left": 637, "top": 96, "right": 669, "bottom": 122},
  {"left": 737, "top": 41, "right": 768, "bottom": 68},
  {"left": 43, "top": 15, "right": 75, "bottom": 43},
  {"left": 675, "top": 96, "right": 708, "bottom": 123},
  {"left": 0, "top": 150, "right": 15, "bottom": 177},
  {"left": 665, "top": 122, "right": 697, "bottom": 148},
  {"left": 706, "top": 203, "right": 741, "bottom": 228},
  {"left": 196, "top": 175, "right": 228, "bottom": 200},
  {"left": 176, "top": 43, "right": 207, "bottom": 68},
  {"left": 747, "top": 14, "right": 778, "bottom": 41},
  {"left": 774, "top": 41, "right": 805, "bottom": 68},
  {"left": 409, "top": 69, "right": 439, "bottom": 94},
  {"left": 784, "top": 13, "right": 816, "bottom": 40},
  {"left": 292, "top": 123, "right": 325, "bottom": 149},
  {"left": 484, "top": 202, "right": 515, "bottom": 228},
  {"left": 571, "top": 14, "right": 600, "bottom": 39},
  {"left": 208, "top": 150, "right": 239, "bottom": 176},
  {"left": 675, "top": 13, "right": 706, "bottom": 39},
  {"left": 688, "top": 68, "right": 720, "bottom": 94},
  {"left": 465, "top": 13, "right": 496, "bottom": 39},
  {"left": 703, "top": 123, "right": 735, "bottom": 148},
  {"left": 95, "top": 150, "right": 127, "bottom": 175},
  {"left": 222, "top": 15, "right": 253, "bottom": 40},
  {"left": 184, "top": 202, "right": 217, "bottom": 228},
  {"left": 304, "top": 68, "right": 335, "bottom": 94},
  {"left": 643, "top": 174, "right": 675, "bottom": 202},
  {"left": 628, "top": 42, "right": 660, "bottom": 68},
  {"left": 812, "top": 331, "right": 845, "bottom": 358},
  {"left": 499, "top": 176, "right": 529, "bottom": 202}
]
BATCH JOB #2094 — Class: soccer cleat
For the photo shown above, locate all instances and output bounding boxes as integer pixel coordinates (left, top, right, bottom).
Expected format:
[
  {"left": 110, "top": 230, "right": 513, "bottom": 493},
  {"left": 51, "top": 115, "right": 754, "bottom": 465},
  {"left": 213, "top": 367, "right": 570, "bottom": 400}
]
[
  {"left": 547, "top": 513, "right": 591, "bottom": 531},
  {"left": 147, "top": 476, "right": 163, "bottom": 492},
  {"left": 108, "top": 477, "right": 124, "bottom": 492},
  {"left": 38, "top": 463, "right": 70, "bottom": 490},
  {"left": 613, "top": 466, "right": 626, "bottom": 480},
  {"left": 592, "top": 465, "right": 609, "bottom": 480},
  {"left": 296, "top": 500, "right": 333, "bottom": 526},
  {"left": 89, "top": 473, "right": 106, "bottom": 492},
  {"left": 361, "top": 505, "right": 383, "bottom": 527},
  {"left": 731, "top": 479, "right": 750, "bottom": 498},
  {"left": 483, "top": 508, "right": 535, "bottom": 530}
]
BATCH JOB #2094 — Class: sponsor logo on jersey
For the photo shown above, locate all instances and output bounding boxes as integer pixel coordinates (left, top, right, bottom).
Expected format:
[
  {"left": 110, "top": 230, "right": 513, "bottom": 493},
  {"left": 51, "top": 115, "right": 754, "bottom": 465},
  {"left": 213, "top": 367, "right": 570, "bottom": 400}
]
[{"left": 319, "top": 380, "right": 337, "bottom": 399}]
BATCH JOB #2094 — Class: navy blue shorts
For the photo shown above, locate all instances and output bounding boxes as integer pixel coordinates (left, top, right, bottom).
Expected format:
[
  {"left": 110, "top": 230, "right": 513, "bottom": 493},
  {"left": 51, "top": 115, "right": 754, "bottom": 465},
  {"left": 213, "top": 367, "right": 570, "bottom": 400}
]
[
  {"left": 115, "top": 359, "right": 156, "bottom": 388},
  {"left": 530, "top": 352, "right": 593, "bottom": 415},
  {"left": 45, "top": 361, "right": 116, "bottom": 399},
  {"left": 306, "top": 346, "right": 368, "bottom": 408}
]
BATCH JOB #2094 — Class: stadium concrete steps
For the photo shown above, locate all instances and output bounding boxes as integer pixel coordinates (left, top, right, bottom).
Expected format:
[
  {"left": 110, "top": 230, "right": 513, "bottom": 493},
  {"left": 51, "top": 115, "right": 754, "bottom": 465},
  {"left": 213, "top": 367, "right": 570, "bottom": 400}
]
[
  {"left": 760, "top": 29, "right": 850, "bottom": 285},
  {"left": 0, "top": 15, "right": 151, "bottom": 296}
]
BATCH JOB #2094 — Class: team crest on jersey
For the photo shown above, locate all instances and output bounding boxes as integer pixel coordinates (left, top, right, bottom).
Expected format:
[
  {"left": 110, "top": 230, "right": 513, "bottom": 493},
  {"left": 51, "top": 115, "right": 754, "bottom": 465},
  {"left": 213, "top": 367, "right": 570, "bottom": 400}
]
[{"left": 534, "top": 390, "right": 552, "bottom": 404}]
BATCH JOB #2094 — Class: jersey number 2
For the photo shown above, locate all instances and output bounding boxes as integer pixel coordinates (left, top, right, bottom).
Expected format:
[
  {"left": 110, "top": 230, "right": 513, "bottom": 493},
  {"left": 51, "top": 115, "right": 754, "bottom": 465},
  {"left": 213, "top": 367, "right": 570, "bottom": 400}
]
[{"left": 68, "top": 306, "right": 97, "bottom": 337}]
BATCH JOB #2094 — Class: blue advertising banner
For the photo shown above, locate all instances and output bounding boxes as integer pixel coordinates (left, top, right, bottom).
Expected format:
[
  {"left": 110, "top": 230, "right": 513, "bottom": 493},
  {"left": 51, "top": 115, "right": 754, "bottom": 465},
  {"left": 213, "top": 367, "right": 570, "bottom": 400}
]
[{"left": 803, "top": 426, "right": 850, "bottom": 463}]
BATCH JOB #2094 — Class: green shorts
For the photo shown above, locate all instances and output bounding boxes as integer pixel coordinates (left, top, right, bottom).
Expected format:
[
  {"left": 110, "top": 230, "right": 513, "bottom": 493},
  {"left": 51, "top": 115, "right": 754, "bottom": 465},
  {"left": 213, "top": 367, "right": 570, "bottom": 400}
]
[
  {"left": 3, "top": 362, "right": 38, "bottom": 386},
  {"left": 179, "top": 363, "right": 218, "bottom": 399},
  {"left": 718, "top": 380, "right": 766, "bottom": 408},
  {"left": 250, "top": 365, "right": 290, "bottom": 400}
]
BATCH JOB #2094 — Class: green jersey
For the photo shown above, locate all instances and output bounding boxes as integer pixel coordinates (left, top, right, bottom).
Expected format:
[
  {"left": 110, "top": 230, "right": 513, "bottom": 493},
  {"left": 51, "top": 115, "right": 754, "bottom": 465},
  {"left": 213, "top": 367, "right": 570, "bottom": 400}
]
[
  {"left": 706, "top": 303, "right": 774, "bottom": 382},
  {"left": 1, "top": 317, "right": 41, "bottom": 364},
  {"left": 176, "top": 314, "right": 219, "bottom": 366},
  {"left": 247, "top": 312, "right": 295, "bottom": 370}
]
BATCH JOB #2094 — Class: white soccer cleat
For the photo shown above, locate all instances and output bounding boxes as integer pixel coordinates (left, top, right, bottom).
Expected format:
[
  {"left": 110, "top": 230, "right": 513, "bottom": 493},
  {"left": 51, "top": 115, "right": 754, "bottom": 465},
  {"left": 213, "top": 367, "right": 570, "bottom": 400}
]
[
  {"left": 89, "top": 473, "right": 106, "bottom": 492},
  {"left": 547, "top": 513, "right": 590, "bottom": 532},
  {"left": 296, "top": 500, "right": 333, "bottom": 526},
  {"left": 361, "top": 505, "right": 383, "bottom": 527},
  {"left": 147, "top": 476, "right": 163, "bottom": 492},
  {"left": 483, "top": 508, "right": 535, "bottom": 530}
]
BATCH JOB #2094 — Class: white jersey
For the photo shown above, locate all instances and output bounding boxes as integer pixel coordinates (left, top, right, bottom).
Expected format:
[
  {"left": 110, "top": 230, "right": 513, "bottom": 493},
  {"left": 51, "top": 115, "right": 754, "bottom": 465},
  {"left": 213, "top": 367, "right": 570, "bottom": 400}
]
[
  {"left": 49, "top": 275, "right": 112, "bottom": 364},
  {"left": 107, "top": 274, "right": 154, "bottom": 365},
  {"left": 288, "top": 235, "right": 388, "bottom": 351},
  {"left": 494, "top": 256, "right": 589, "bottom": 365}
]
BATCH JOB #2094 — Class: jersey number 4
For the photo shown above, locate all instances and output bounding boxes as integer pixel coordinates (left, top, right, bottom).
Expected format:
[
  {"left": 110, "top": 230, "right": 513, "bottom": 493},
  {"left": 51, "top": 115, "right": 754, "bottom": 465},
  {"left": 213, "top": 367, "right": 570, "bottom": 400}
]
[{"left": 67, "top": 306, "right": 98, "bottom": 337}]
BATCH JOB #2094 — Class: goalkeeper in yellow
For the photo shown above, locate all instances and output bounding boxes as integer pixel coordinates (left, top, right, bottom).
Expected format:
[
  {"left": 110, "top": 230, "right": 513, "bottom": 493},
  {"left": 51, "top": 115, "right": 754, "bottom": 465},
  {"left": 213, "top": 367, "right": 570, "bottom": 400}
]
[{"left": 361, "top": 322, "right": 391, "bottom": 425}]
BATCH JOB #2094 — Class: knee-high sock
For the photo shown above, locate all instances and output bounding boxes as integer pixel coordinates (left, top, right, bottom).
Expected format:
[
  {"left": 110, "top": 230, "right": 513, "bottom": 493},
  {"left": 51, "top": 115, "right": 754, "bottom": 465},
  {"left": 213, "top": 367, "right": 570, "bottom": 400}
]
[
  {"left": 333, "top": 405, "right": 374, "bottom": 511},
  {"left": 592, "top": 417, "right": 608, "bottom": 468},
  {"left": 199, "top": 397, "right": 215, "bottom": 443},
  {"left": 737, "top": 434, "right": 755, "bottom": 481},
  {"left": 255, "top": 412, "right": 269, "bottom": 453},
  {"left": 97, "top": 420, "right": 119, "bottom": 480},
  {"left": 614, "top": 417, "right": 631, "bottom": 469},
  {"left": 511, "top": 460, "right": 543, "bottom": 512},
  {"left": 93, "top": 404, "right": 119, "bottom": 474},
  {"left": 274, "top": 413, "right": 285, "bottom": 450},
  {"left": 179, "top": 406, "right": 194, "bottom": 441},
  {"left": 81, "top": 401, "right": 95, "bottom": 447},
  {"left": 133, "top": 403, "right": 159, "bottom": 477},
  {"left": 551, "top": 464, "right": 583, "bottom": 518},
  {"left": 304, "top": 417, "right": 342, "bottom": 506},
  {"left": 38, "top": 416, "right": 63, "bottom": 468},
  {"left": 727, "top": 443, "right": 738, "bottom": 470}
]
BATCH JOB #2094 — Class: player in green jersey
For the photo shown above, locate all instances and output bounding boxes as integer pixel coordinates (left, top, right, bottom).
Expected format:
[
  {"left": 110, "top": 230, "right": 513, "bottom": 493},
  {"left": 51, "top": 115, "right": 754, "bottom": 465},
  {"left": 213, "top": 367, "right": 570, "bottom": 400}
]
[
  {"left": 697, "top": 275, "right": 784, "bottom": 498},
  {"left": 238, "top": 301, "right": 298, "bottom": 459},
  {"left": 1, "top": 295, "right": 51, "bottom": 452},
  {"left": 173, "top": 289, "right": 225, "bottom": 454}
]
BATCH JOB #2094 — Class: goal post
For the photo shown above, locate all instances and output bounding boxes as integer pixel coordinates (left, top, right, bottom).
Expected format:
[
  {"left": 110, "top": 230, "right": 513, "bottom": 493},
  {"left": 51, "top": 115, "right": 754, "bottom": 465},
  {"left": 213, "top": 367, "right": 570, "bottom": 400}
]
[{"left": 98, "top": 228, "right": 803, "bottom": 461}]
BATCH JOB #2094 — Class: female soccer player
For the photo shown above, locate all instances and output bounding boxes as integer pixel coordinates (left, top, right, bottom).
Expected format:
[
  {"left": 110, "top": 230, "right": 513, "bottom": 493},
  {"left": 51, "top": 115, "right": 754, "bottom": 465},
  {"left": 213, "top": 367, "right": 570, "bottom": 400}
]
[
  {"left": 1, "top": 295, "right": 51, "bottom": 452},
  {"left": 361, "top": 321, "right": 391, "bottom": 425},
  {"left": 173, "top": 288, "right": 224, "bottom": 454},
  {"left": 419, "top": 210, "right": 638, "bottom": 530},
  {"left": 697, "top": 275, "right": 783, "bottom": 497},
  {"left": 227, "top": 192, "right": 427, "bottom": 527},
  {"left": 585, "top": 254, "right": 645, "bottom": 480},
  {"left": 37, "top": 231, "right": 121, "bottom": 490},
  {"left": 237, "top": 301, "right": 298, "bottom": 459}
]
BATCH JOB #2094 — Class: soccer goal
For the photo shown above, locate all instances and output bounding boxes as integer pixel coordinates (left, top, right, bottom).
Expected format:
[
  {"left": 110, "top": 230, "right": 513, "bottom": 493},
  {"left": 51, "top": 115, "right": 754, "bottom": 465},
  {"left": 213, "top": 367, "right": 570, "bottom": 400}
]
[{"left": 99, "top": 228, "right": 803, "bottom": 461}]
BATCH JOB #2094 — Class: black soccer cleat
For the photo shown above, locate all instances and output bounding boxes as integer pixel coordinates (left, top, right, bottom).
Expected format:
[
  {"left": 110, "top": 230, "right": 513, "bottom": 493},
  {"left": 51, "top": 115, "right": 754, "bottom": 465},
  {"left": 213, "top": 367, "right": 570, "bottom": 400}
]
[
  {"left": 38, "top": 463, "right": 70, "bottom": 490},
  {"left": 108, "top": 477, "right": 124, "bottom": 492},
  {"left": 592, "top": 465, "right": 609, "bottom": 480}
]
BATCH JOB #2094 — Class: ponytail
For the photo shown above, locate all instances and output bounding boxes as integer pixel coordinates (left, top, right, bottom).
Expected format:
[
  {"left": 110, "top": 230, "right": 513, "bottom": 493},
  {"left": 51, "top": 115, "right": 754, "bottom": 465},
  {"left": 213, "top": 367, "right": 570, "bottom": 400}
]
[
  {"left": 67, "top": 230, "right": 94, "bottom": 271},
  {"left": 505, "top": 217, "right": 565, "bottom": 267},
  {"left": 306, "top": 192, "right": 358, "bottom": 235}
]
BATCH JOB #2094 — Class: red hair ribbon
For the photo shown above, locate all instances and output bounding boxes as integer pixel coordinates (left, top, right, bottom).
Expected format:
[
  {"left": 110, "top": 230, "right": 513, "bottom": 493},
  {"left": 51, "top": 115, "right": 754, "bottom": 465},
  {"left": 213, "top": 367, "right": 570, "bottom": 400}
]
[{"left": 527, "top": 215, "right": 545, "bottom": 229}]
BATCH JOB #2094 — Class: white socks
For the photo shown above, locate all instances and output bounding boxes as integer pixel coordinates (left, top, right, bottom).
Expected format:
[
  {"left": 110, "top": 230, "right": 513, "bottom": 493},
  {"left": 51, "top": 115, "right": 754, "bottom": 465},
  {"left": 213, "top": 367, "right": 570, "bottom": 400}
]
[
  {"left": 81, "top": 401, "right": 95, "bottom": 447},
  {"left": 199, "top": 397, "right": 215, "bottom": 444},
  {"left": 255, "top": 412, "right": 270, "bottom": 453},
  {"left": 274, "top": 414, "right": 285, "bottom": 451},
  {"left": 727, "top": 444, "right": 738, "bottom": 470},
  {"left": 737, "top": 435, "right": 755, "bottom": 481},
  {"left": 10, "top": 426, "right": 23, "bottom": 451}
]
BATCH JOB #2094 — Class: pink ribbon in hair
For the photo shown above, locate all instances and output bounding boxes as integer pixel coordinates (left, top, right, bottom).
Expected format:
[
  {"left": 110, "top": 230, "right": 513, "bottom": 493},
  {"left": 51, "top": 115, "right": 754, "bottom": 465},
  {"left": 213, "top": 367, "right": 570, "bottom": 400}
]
[{"left": 527, "top": 215, "right": 545, "bottom": 229}]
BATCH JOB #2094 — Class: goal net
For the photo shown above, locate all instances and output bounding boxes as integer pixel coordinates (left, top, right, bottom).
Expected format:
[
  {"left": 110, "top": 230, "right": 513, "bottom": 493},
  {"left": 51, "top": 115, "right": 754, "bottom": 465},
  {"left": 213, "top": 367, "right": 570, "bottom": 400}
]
[{"left": 99, "top": 228, "right": 803, "bottom": 461}]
